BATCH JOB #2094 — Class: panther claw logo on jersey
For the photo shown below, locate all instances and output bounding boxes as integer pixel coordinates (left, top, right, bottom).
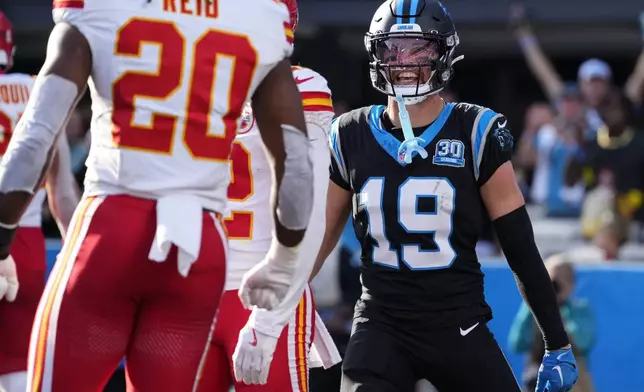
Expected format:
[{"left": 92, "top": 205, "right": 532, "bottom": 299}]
[
  {"left": 492, "top": 126, "right": 514, "bottom": 152},
  {"left": 432, "top": 139, "right": 465, "bottom": 167},
  {"left": 238, "top": 102, "right": 254, "bottom": 134}
]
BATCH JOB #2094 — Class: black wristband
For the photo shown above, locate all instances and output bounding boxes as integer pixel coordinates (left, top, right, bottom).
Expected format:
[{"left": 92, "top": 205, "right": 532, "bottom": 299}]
[
  {"left": 493, "top": 206, "right": 570, "bottom": 350},
  {"left": 0, "top": 225, "right": 17, "bottom": 260}
]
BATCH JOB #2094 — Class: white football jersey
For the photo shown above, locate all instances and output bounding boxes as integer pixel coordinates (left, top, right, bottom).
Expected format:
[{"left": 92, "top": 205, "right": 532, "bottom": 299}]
[
  {"left": 224, "top": 66, "right": 334, "bottom": 289},
  {"left": 53, "top": 0, "right": 294, "bottom": 213},
  {"left": 0, "top": 73, "right": 46, "bottom": 227}
]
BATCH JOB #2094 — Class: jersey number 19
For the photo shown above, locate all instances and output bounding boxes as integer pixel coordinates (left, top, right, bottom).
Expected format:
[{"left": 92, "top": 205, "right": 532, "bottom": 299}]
[{"left": 361, "top": 177, "right": 456, "bottom": 270}]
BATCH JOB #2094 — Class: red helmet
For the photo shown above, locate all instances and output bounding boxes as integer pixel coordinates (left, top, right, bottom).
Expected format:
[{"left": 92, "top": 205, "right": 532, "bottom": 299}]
[
  {"left": 0, "top": 12, "right": 14, "bottom": 74},
  {"left": 282, "top": 0, "right": 299, "bottom": 32}
]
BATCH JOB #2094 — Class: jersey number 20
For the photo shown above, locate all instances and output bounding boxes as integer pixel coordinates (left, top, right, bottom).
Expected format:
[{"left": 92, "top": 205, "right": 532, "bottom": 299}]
[
  {"left": 362, "top": 177, "right": 456, "bottom": 270},
  {"left": 112, "top": 18, "right": 257, "bottom": 161}
]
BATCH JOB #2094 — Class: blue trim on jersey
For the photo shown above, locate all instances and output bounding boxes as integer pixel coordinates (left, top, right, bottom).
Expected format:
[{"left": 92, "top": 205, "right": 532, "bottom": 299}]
[
  {"left": 396, "top": 0, "right": 404, "bottom": 25},
  {"left": 472, "top": 109, "right": 498, "bottom": 179},
  {"left": 367, "top": 103, "right": 455, "bottom": 166},
  {"left": 409, "top": 0, "right": 419, "bottom": 23}
]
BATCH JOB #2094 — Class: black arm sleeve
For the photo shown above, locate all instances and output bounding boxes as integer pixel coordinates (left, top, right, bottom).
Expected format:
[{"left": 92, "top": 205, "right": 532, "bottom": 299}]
[{"left": 493, "top": 206, "right": 570, "bottom": 350}]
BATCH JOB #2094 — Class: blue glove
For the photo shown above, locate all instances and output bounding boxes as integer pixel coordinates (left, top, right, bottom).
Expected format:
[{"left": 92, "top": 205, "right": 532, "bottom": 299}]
[{"left": 535, "top": 347, "right": 578, "bottom": 392}]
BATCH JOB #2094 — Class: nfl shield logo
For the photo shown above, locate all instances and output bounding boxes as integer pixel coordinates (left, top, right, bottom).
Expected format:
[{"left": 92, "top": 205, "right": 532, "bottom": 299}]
[
  {"left": 398, "top": 146, "right": 407, "bottom": 163},
  {"left": 238, "top": 103, "right": 254, "bottom": 134}
]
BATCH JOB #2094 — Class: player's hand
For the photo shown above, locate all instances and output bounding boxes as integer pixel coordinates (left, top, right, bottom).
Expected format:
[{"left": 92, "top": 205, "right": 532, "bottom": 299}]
[
  {"left": 239, "top": 258, "right": 293, "bottom": 310},
  {"left": 0, "top": 255, "right": 18, "bottom": 302},
  {"left": 239, "top": 242, "right": 299, "bottom": 310},
  {"left": 535, "top": 346, "right": 578, "bottom": 392},
  {"left": 232, "top": 312, "right": 280, "bottom": 385}
]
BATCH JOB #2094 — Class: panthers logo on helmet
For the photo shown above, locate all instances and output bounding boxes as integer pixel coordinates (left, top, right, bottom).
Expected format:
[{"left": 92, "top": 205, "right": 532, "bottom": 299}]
[{"left": 238, "top": 103, "right": 254, "bottom": 134}]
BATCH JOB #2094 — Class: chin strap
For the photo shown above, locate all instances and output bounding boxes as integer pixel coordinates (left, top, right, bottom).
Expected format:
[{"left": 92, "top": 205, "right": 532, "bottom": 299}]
[{"left": 395, "top": 95, "right": 428, "bottom": 164}]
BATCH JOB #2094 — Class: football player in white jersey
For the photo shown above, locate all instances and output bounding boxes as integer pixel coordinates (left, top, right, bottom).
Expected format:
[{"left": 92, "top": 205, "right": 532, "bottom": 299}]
[
  {"left": 198, "top": 1, "right": 340, "bottom": 390},
  {"left": 0, "top": 12, "right": 79, "bottom": 392},
  {"left": 0, "top": 1, "right": 315, "bottom": 391}
]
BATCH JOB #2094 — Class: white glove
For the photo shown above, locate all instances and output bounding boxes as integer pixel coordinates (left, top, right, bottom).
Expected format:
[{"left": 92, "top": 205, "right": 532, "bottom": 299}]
[
  {"left": 232, "top": 310, "right": 280, "bottom": 385},
  {"left": 239, "top": 238, "right": 299, "bottom": 311},
  {"left": 0, "top": 255, "right": 18, "bottom": 302}
]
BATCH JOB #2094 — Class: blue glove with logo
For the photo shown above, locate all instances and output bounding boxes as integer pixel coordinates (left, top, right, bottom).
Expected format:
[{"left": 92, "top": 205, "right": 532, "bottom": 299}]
[{"left": 536, "top": 346, "right": 578, "bottom": 392}]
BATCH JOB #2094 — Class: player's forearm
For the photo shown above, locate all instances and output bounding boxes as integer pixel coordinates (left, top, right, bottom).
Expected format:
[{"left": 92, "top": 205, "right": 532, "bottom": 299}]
[
  {"left": 309, "top": 192, "right": 351, "bottom": 282},
  {"left": 46, "top": 134, "right": 80, "bottom": 238},
  {"left": 493, "top": 206, "right": 570, "bottom": 350},
  {"left": 267, "top": 127, "right": 313, "bottom": 247},
  {"left": 0, "top": 76, "right": 77, "bottom": 218},
  {"left": 257, "top": 139, "right": 330, "bottom": 331},
  {"left": 253, "top": 60, "right": 312, "bottom": 247},
  {"left": 309, "top": 229, "right": 341, "bottom": 282},
  {"left": 47, "top": 182, "right": 79, "bottom": 239}
]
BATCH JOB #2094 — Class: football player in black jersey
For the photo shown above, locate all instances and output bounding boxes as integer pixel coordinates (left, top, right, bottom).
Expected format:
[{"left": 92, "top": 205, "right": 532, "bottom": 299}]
[{"left": 310, "top": 1, "right": 579, "bottom": 391}]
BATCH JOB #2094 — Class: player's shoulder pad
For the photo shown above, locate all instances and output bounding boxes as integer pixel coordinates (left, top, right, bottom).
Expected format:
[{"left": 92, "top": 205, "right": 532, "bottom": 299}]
[
  {"left": 292, "top": 66, "right": 330, "bottom": 94},
  {"left": 457, "top": 102, "right": 513, "bottom": 180},
  {"left": 292, "top": 66, "right": 334, "bottom": 114}
]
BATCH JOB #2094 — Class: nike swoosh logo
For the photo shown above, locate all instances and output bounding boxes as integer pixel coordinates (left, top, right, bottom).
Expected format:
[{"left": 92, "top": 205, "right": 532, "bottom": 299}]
[
  {"left": 459, "top": 322, "right": 480, "bottom": 336},
  {"left": 250, "top": 329, "right": 258, "bottom": 347},
  {"left": 557, "top": 352, "right": 567, "bottom": 361},
  {"left": 498, "top": 119, "right": 507, "bottom": 128},
  {"left": 295, "top": 76, "right": 314, "bottom": 84},
  {"left": 553, "top": 365, "right": 563, "bottom": 384}
]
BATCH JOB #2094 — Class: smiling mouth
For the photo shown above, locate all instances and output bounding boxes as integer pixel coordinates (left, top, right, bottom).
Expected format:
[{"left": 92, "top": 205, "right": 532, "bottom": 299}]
[{"left": 393, "top": 71, "right": 420, "bottom": 85}]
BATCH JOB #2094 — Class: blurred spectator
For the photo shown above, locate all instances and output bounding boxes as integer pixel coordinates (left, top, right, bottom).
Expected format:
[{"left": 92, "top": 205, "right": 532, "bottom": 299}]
[
  {"left": 566, "top": 89, "right": 644, "bottom": 234},
  {"left": 510, "top": 5, "right": 644, "bottom": 136},
  {"left": 525, "top": 85, "right": 587, "bottom": 216},
  {"left": 508, "top": 257, "right": 596, "bottom": 392},
  {"left": 515, "top": 102, "right": 554, "bottom": 188},
  {"left": 569, "top": 209, "right": 631, "bottom": 262}
]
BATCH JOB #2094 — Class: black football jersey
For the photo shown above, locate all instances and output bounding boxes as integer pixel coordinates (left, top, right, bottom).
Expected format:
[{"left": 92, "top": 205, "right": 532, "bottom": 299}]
[{"left": 329, "top": 102, "right": 514, "bottom": 328}]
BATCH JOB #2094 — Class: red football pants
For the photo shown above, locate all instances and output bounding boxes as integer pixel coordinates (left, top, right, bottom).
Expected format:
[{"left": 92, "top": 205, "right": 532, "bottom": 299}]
[
  {"left": 0, "top": 227, "right": 46, "bottom": 375},
  {"left": 26, "top": 195, "right": 227, "bottom": 392},
  {"left": 197, "top": 286, "right": 315, "bottom": 392}
]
